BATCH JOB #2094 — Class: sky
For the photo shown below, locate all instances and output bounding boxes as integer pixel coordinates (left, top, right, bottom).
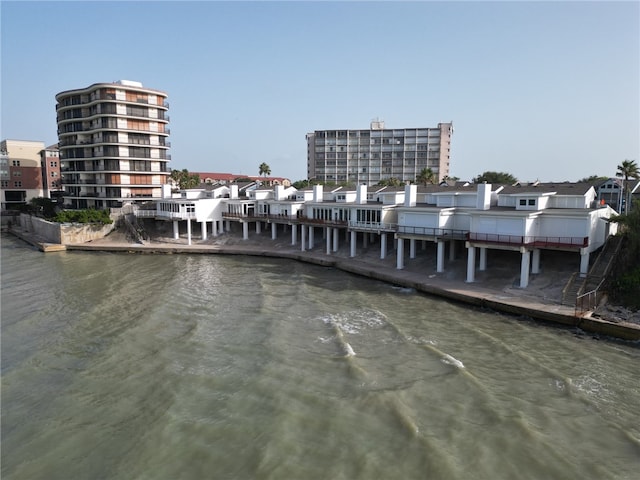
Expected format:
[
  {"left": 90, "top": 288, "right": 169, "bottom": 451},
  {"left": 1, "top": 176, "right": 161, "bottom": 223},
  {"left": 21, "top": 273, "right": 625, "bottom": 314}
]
[{"left": 1, "top": 1, "right": 638, "bottom": 183}]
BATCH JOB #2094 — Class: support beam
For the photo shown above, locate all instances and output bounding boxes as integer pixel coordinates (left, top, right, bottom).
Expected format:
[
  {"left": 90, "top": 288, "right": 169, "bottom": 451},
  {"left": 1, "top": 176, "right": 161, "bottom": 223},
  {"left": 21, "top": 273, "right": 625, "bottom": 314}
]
[
  {"left": 326, "top": 227, "right": 331, "bottom": 255},
  {"left": 350, "top": 231, "right": 357, "bottom": 257},
  {"left": 308, "top": 226, "right": 314, "bottom": 250},
  {"left": 580, "top": 250, "right": 590, "bottom": 277},
  {"left": 437, "top": 240, "right": 445, "bottom": 273},
  {"left": 242, "top": 221, "right": 249, "bottom": 240},
  {"left": 271, "top": 222, "right": 277, "bottom": 240},
  {"left": 396, "top": 238, "right": 404, "bottom": 270},
  {"left": 301, "top": 224, "right": 306, "bottom": 251},
  {"left": 380, "top": 233, "right": 387, "bottom": 259},
  {"left": 466, "top": 246, "right": 476, "bottom": 283},
  {"left": 333, "top": 227, "right": 339, "bottom": 252},
  {"left": 187, "top": 219, "right": 192, "bottom": 246},
  {"left": 291, "top": 224, "right": 297, "bottom": 245},
  {"left": 201, "top": 221, "right": 208, "bottom": 241},
  {"left": 532, "top": 249, "right": 541, "bottom": 274},
  {"left": 449, "top": 240, "right": 456, "bottom": 261},
  {"left": 479, "top": 247, "right": 487, "bottom": 271},
  {"left": 212, "top": 220, "right": 218, "bottom": 237},
  {"left": 173, "top": 220, "right": 179, "bottom": 240},
  {"left": 520, "top": 249, "right": 531, "bottom": 288},
  {"left": 409, "top": 239, "right": 416, "bottom": 259},
  {"left": 256, "top": 221, "right": 261, "bottom": 234}
]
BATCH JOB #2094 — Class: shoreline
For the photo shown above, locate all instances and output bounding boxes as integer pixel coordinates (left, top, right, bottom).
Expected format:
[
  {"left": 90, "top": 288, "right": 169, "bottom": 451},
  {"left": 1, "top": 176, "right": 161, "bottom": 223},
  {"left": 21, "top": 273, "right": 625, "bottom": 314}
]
[{"left": 6, "top": 226, "right": 640, "bottom": 342}]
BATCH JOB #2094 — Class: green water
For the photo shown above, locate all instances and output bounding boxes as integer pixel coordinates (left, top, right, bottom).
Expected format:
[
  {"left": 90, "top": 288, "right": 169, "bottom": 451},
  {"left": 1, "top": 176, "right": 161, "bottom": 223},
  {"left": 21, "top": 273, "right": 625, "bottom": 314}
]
[{"left": 2, "top": 234, "right": 639, "bottom": 479}]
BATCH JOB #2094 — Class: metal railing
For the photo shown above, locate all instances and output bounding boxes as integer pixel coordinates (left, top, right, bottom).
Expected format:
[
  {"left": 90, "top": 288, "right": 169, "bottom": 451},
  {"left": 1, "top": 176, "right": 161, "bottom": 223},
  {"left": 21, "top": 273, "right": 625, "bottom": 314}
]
[
  {"left": 468, "top": 233, "right": 588, "bottom": 248},
  {"left": 398, "top": 226, "right": 468, "bottom": 239},
  {"left": 575, "top": 280, "right": 607, "bottom": 316},
  {"left": 349, "top": 221, "right": 397, "bottom": 232}
]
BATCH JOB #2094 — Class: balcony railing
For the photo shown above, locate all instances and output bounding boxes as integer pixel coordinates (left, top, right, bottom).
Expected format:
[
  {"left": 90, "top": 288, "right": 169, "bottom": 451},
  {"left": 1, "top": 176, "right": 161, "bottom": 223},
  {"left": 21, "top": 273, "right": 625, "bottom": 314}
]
[
  {"left": 297, "top": 216, "right": 348, "bottom": 227},
  {"left": 467, "top": 233, "right": 588, "bottom": 248},
  {"left": 396, "top": 225, "right": 468, "bottom": 239},
  {"left": 349, "top": 221, "right": 397, "bottom": 232}
]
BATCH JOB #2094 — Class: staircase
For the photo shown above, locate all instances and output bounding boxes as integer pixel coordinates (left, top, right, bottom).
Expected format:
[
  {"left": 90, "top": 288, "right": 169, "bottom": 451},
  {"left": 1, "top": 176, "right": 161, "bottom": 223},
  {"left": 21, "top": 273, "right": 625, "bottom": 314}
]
[
  {"left": 561, "top": 236, "right": 623, "bottom": 309},
  {"left": 122, "top": 213, "right": 149, "bottom": 244},
  {"left": 561, "top": 272, "right": 584, "bottom": 306}
]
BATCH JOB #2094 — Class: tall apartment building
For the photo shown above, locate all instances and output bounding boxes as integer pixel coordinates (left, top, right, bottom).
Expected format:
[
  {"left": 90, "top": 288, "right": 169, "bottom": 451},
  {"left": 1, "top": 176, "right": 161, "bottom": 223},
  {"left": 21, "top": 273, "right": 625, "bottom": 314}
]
[
  {"left": 306, "top": 121, "right": 453, "bottom": 185},
  {"left": 56, "top": 80, "right": 170, "bottom": 209},
  {"left": 1, "top": 139, "right": 45, "bottom": 210}
]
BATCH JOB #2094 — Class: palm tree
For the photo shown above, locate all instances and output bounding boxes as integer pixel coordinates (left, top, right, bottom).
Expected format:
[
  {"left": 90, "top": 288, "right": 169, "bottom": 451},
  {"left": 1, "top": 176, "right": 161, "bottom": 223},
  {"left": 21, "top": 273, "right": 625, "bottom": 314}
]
[
  {"left": 416, "top": 167, "right": 436, "bottom": 186},
  {"left": 259, "top": 162, "right": 271, "bottom": 178},
  {"left": 616, "top": 159, "right": 639, "bottom": 214}
]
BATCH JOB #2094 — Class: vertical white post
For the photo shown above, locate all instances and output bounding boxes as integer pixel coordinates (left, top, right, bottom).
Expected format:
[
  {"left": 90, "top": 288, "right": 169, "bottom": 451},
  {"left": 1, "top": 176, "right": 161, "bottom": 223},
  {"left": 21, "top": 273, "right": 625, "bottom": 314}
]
[
  {"left": 256, "top": 221, "right": 261, "bottom": 234},
  {"left": 308, "top": 226, "right": 314, "bottom": 249},
  {"left": 326, "top": 227, "right": 331, "bottom": 254},
  {"left": 437, "top": 240, "right": 445, "bottom": 273},
  {"left": 532, "top": 249, "right": 541, "bottom": 274},
  {"left": 201, "top": 221, "right": 207, "bottom": 241},
  {"left": 350, "top": 231, "right": 357, "bottom": 257},
  {"left": 187, "top": 219, "right": 192, "bottom": 246},
  {"left": 520, "top": 249, "right": 531, "bottom": 288},
  {"left": 333, "top": 228, "right": 339, "bottom": 252},
  {"left": 479, "top": 247, "right": 487, "bottom": 271},
  {"left": 449, "top": 240, "right": 456, "bottom": 261},
  {"left": 301, "top": 224, "right": 306, "bottom": 251},
  {"left": 242, "top": 222, "right": 249, "bottom": 240},
  {"left": 580, "top": 250, "right": 590, "bottom": 277},
  {"left": 363, "top": 232, "right": 368, "bottom": 248},
  {"left": 291, "top": 224, "right": 297, "bottom": 245},
  {"left": 173, "top": 220, "right": 179, "bottom": 239},
  {"left": 212, "top": 220, "right": 218, "bottom": 237},
  {"left": 271, "top": 222, "right": 277, "bottom": 240},
  {"left": 396, "top": 238, "right": 405, "bottom": 270},
  {"left": 380, "top": 233, "right": 387, "bottom": 259},
  {"left": 409, "top": 239, "right": 416, "bottom": 259},
  {"left": 466, "top": 246, "right": 476, "bottom": 283}
]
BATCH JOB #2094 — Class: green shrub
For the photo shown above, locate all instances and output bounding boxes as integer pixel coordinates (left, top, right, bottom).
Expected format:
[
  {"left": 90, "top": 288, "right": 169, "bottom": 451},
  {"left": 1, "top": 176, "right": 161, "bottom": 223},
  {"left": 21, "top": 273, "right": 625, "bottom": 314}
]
[{"left": 54, "top": 208, "right": 113, "bottom": 225}]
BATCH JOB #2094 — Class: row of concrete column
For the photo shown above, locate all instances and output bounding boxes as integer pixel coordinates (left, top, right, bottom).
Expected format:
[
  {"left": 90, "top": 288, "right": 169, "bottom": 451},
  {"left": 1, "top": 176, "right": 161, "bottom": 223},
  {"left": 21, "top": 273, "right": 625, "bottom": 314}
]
[
  {"left": 173, "top": 218, "right": 229, "bottom": 246},
  {"left": 173, "top": 219, "right": 591, "bottom": 289}
]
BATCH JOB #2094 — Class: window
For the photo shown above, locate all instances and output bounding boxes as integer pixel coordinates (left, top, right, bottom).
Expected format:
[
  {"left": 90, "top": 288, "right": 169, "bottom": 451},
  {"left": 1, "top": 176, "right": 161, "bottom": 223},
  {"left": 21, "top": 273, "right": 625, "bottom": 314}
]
[
  {"left": 14, "top": 181, "right": 22, "bottom": 187},
  {"left": 50, "top": 161, "right": 58, "bottom": 167},
  {"left": 519, "top": 199, "right": 526, "bottom": 206},
  {"left": 51, "top": 171, "right": 58, "bottom": 177},
  {"left": 13, "top": 171, "right": 21, "bottom": 177},
  {"left": 528, "top": 199, "right": 535, "bottom": 206},
  {"left": 12, "top": 160, "right": 20, "bottom": 166},
  {"left": 1, "top": 180, "right": 8, "bottom": 188}
]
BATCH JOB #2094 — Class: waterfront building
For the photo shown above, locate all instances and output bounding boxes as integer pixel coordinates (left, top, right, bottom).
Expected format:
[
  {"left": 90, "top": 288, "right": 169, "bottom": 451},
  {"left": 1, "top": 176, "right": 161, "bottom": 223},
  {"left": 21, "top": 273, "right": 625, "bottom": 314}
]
[
  {"left": 40, "top": 144, "right": 63, "bottom": 201},
  {"left": 55, "top": 80, "right": 170, "bottom": 209},
  {"left": 135, "top": 180, "right": 617, "bottom": 289},
  {"left": 306, "top": 120, "right": 453, "bottom": 185},
  {"left": 1, "top": 139, "right": 45, "bottom": 210}
]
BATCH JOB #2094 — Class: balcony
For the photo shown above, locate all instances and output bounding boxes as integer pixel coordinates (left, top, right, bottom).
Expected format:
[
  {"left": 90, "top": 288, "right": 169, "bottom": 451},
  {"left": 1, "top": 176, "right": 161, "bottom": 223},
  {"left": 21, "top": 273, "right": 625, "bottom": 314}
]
[
  {"left": 350, "top": 221, "right": 397, "bottom": 232},
  {"left": 396, "top": 226, "right": 468, "bottom": 239},
  {"left": 467, "top": 232, "right": 588, "bottom": 249}
]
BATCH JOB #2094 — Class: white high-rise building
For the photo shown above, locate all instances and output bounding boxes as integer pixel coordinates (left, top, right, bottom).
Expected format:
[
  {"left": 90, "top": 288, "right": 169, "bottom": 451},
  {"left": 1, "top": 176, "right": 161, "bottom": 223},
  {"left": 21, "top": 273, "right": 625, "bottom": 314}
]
[{"left": 306, "top": 120, "right": 453, "bottom": 185}]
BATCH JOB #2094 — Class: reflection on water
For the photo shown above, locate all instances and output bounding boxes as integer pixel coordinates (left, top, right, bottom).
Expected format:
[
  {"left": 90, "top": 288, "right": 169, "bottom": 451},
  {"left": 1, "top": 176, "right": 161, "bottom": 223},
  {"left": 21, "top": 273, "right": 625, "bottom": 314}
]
[{"left": 2, "top": 234, "right": 639, "bottom": 479}]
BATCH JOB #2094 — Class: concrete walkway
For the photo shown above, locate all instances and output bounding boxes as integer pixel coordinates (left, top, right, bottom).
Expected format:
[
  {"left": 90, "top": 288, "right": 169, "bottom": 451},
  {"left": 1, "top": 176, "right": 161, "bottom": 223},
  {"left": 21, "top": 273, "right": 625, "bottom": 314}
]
[{"left": 7, "top": 226, "right": 640, "bottom": 342}]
